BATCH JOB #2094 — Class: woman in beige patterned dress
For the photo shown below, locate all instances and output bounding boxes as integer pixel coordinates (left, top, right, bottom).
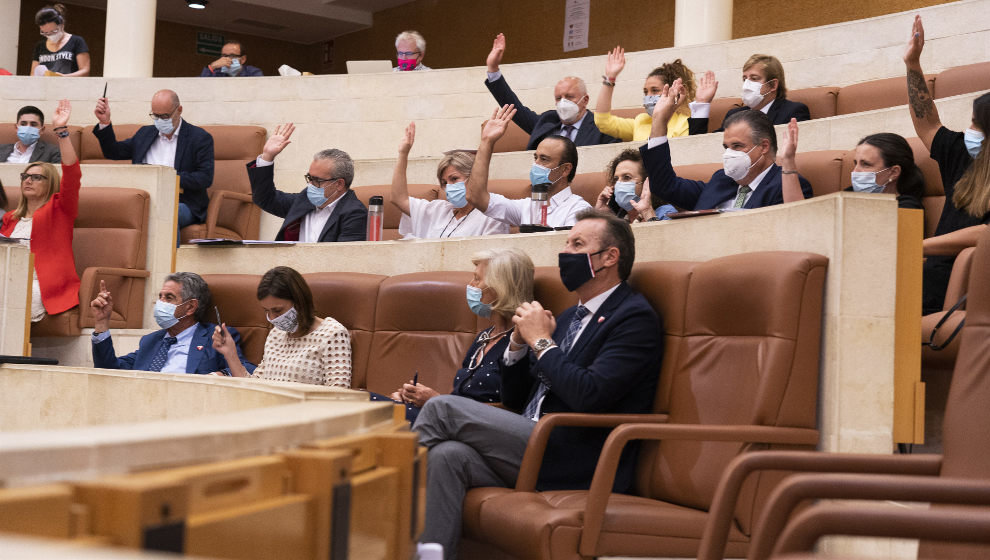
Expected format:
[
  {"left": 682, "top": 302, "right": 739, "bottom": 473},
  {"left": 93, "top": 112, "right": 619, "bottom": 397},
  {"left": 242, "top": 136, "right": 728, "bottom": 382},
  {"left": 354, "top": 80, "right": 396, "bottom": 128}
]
[{"left": 212, "top": 266, "right": 351, "bottom": 387}]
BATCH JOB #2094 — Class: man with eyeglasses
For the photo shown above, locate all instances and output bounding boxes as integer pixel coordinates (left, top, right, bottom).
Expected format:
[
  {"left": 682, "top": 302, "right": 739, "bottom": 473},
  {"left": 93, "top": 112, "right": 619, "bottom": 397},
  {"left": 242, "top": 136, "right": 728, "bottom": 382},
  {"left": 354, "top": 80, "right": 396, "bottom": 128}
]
[
  {"left": 199, "top": 40, "right": 263, "bottom": 77},
  {"left": 246, "top": 123, "right": 367, "bottom": 242},
  {"left": 394, "top": 31, "right": 431, "bottom": 72},
  {"left": 92, "top": 89, "right": 214, "bottom": 234}
]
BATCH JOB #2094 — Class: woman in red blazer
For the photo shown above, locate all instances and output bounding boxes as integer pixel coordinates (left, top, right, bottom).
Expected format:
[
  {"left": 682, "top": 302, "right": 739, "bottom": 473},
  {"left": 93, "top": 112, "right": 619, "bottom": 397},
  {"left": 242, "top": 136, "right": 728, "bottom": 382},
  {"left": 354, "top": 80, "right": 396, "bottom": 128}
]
[{"left": 1, "top": 99, "right": 80, "bottom": 321}]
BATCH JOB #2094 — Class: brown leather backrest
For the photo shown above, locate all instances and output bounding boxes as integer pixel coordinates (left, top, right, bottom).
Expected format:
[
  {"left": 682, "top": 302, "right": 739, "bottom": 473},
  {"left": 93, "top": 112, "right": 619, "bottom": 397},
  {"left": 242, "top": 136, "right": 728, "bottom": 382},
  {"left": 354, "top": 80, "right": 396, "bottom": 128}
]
[
  {"left": 673, "top": 162, "right": 722, "bottom": 185},
  {"left": 201, "top": 274, "right": 271, "bottom": 365},
  {"left": 204, "top": 126, "right": 266, "bottom": 200},
  {"left": 643, "top": 252, "right": 827, "bottom": 535},
  {"left": 836, "top": 76, "right": 935, "bottom": 115},
  {"left": 787, "top": 87, "right": 839, "bottom": 119},
  {"left": 80, "top": 124, "right": 142, "bottom": 163},
  {"left": 366, "top": 271, "right": 479, "bottom": 395},
  {"left": 487, "top": 178, "right": 531, "bottom": 200},
  {"left": 922, "top": 228, "right": 990, "bottom": 558},
  {"left": 932, "top": 61, "right": 990, "bottom": 99},
  {"left": 569, "top": 172, "right": 606, "bottom": 207},
  {"left": 351, "top": 183, "right": 440, "bottom": 239},
  {"left": 794, "top": 150, "right": 846, "bottom": 197},
  {"left": 493, "top": 120, "right": 532, "bottom": 153},
  {"left": 710, "top": 98, "right": 742, "bottom": 133},
  {"left": 533, "top": 266, "right": 579, "bottom": 317},
  {"left": 0, "top": 124, "right": 83, "bottom": 160},
  {"left": 304, "top": 272, "right": 387, "bottom": 390},
  {"left": 72, "top": 187, "right": 149, "bottom": 273}
]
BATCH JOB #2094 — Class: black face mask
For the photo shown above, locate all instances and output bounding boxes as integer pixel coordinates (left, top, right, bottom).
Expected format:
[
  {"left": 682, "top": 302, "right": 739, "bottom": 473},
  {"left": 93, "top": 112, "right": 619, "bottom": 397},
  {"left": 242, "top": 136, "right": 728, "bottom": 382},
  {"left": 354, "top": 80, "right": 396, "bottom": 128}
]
[{"left": 558, "top": 249, "right": 607, "bottom": 292}]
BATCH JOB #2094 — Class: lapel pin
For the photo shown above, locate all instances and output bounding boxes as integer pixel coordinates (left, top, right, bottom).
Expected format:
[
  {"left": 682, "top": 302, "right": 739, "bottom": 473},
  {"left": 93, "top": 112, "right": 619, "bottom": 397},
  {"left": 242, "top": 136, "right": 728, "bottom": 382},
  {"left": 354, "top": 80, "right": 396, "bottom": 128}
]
[
  {"left": 598, "top": 316, "right": 605, "bottom": 323},
  {"left": 196, "top": 345, "right": 204, "bottom": 351}
]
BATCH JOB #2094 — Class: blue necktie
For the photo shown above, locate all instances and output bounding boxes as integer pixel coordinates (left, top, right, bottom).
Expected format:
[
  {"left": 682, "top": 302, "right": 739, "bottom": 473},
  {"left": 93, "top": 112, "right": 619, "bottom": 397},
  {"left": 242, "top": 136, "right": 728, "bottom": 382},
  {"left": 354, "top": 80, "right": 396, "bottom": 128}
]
[
  {"left": 523, "top": 305, "right": 589, "bottom": 420},
  {"left": 149, "top": 336, "right": 178, "bottom": 372}
]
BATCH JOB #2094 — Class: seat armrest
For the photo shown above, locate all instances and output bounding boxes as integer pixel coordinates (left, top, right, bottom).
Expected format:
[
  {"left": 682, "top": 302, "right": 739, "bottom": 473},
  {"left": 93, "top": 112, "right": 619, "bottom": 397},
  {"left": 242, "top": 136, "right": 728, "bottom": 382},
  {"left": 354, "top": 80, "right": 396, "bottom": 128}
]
[
  {"left": 206, "top": 190, "right": 259, "bottom": 239},
  {"left": 514, "top": 413, "right": 669, "bottom": 491},
  {"left": 698, "top": 450, "right": 943, "bottom": 560},
  {"left": 578, "top": 424, "right": 820, "bottom": 557},
  {"left": 774, "top": 502, "right": 990, "bottom": 557}
]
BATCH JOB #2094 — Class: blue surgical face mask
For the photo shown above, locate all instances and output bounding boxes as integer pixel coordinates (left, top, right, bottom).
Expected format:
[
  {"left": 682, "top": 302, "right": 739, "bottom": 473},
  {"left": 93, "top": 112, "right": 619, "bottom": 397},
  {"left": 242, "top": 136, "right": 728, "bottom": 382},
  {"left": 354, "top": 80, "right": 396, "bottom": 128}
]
[
  {"left": 226, "top": 58, "right": 243, "bottom": 76},
  {"left": 964, "top": 128, "right": 985, "bottom": 159},
  {"left": 465, "top": 285, "right": 492, "bottom": 317},
  {"left": 643, "top": 95, "right": 659, "bottom": 116},
  {"left": 153, "top": 117, "right": 175, "bottom": 136},
  {"left": 613, "top": 181, "right": 639, "bottom": 211},
  {"left": 306, "top": 182, "right": 329, "bottom": 207},
  {"left": 850, "top": 168, "right": 891, "bottom": 193},
  {"left": 154, "top": 300, "right": 181, "bottom": 329},
  {"left": 17, "top": 125, "right": 40, "bottom": 146},
  {"left": 445, "top": 181, "right": 468, "bottom": 208},
  {"left": 530, "top": 163, "right": 562, "bottom": 187}
]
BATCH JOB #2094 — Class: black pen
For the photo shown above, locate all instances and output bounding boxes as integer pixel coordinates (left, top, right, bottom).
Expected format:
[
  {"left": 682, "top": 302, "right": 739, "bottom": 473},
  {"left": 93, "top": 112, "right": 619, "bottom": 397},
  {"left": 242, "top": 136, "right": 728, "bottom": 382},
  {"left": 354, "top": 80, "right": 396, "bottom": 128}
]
[
  {"left": 214, "top": 306, "right": 224, "bottom": 343},
  {"left": 102, "top": 82, "right": 107, "bottom": 98},
  {"left": 413, "top": 371, "right": 418, "bottom": 386}
]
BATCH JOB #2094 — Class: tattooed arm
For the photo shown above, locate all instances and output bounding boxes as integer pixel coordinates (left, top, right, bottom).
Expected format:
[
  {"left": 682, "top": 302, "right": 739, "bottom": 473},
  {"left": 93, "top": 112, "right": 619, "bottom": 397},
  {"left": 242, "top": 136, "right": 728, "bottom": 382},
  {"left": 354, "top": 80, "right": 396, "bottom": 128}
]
[{"left": 903, "top": 15, "right": 941, "bottom": 150}]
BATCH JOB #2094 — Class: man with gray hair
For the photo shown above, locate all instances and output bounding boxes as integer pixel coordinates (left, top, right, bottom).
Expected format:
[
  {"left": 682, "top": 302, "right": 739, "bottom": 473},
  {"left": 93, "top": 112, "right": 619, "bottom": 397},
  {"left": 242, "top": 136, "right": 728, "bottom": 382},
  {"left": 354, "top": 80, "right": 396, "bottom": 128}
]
[
  {"left": 91, "top": 273, "right": 255, "bottom": 375},
  {"left": 394, "top": 30, "right": 430, "bottom": 72},
  {"left": 484, "top": 33, "right": 619, "bottom": 150},
  {"left": 247, "top": 122, "right": 367, "bottom": 242}
]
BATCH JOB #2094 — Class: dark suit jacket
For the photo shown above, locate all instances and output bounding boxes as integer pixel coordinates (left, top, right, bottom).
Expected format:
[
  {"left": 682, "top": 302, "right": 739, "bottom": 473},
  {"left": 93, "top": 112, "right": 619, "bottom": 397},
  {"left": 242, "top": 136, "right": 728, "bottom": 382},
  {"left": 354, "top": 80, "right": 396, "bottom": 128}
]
[
  {"left": 688, "top": 97, "right": 812, "bottom": 135},
  {"left": 641, "top": 141, "right": 813, "bottom": 210},
  {"left": 485, "top": 75, "right": 621, "bottom": 150},
  {"left": 0, "top": 140, "right": 61, "bottom": 163},
  {"left": 500, "top": 282, "right": 663, "bottom": 493},
  {"left": 246, "top": 161, "right": 368, "bottom": 242},
  {"left": 92, "top": 120, "right": 214, "bottom": 222},
  {"left": 92, "top": 322, "right": 255, "bottom": 374}
]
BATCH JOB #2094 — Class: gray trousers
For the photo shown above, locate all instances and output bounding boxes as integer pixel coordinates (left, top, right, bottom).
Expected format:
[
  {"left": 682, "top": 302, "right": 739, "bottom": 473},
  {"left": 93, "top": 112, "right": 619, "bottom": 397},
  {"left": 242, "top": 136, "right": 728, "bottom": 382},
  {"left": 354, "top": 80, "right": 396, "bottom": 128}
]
[{"left": 414, "top": 395, "right": 536, "bottom": 560}]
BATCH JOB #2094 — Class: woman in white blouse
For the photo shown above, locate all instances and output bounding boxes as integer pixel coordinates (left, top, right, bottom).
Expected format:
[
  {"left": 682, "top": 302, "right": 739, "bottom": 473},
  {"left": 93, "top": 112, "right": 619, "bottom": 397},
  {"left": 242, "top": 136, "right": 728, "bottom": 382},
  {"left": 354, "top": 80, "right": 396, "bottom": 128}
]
[
  {"left": 392, "top": 121, "right": 509, "bottom": 239},
  {"left": 212, "top": 266, "right": 351, "bottom": 387}
]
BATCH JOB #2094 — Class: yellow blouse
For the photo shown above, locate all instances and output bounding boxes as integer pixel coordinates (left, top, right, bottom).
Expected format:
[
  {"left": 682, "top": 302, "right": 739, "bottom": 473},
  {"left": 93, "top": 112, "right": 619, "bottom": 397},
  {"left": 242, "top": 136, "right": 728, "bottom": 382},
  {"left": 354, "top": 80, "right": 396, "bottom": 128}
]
[{"left": 594, "top": 110, "right": 690, "bottom": 141}]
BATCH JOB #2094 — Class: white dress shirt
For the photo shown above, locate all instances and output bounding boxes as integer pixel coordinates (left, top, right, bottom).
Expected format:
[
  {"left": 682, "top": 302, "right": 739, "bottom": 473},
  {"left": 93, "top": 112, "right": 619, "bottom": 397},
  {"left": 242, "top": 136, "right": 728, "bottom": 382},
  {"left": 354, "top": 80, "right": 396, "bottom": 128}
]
[
  {"left": 715, "top": 163, "right": 775, "bottom": 210},
  {"left": 5, "top": 142, "right": 37, "bottom": 163},
  {"left": 483, "top": 186, "right": 591, "bottom": 228},
  {"left": 254, "top": 156, "right": 342, "bottom": 242},
  {"left": 143, "top": 120, "right": 182, "bottom": 167},
  {"left": 401, "top": 198, "right": 509, "bottom": 239}
]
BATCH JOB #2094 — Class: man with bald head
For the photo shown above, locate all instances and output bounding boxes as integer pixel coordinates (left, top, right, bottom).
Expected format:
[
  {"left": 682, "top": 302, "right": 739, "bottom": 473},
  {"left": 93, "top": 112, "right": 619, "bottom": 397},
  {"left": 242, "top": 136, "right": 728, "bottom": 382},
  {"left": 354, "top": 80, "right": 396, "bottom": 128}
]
[
  {"left": 93, "top": 89, "right": 215, "bottom": 232},
  {"left": 485, "top": 33, "right": 619, "bottom": 150}
]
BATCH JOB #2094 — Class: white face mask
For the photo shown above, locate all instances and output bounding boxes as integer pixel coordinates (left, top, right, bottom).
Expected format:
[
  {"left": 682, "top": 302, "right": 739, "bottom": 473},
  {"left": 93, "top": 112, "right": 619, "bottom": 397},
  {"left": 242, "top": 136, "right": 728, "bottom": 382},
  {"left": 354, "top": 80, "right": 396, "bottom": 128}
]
[
  {"left": 556, "top": 98, "right": 581, "bottom": 123},
  {"left": 850, "top": 168, "right": 891, "bottom": 193},
  {"left": 268, "top": 306, "right": 299, "bottom": 333},
  {"left": 42, "top": 29, "right": 64, "bottom": 43},
  {"left": 722, "top": 144, "right": 761, "bottom": 182},
  {"left": 741, "top": 79, "right": 769, "bottom": 109}
]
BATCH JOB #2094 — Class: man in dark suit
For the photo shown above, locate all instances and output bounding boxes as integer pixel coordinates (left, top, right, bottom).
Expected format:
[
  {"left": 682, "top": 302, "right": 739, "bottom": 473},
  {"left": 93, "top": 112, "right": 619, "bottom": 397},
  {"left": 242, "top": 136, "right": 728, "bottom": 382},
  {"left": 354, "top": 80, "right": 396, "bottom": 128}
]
[
  {"left": 643, "top": 81, "right": 812, "bottom": 211},
  {"left": 414, "top": 209, "right": 663, "bottom": 558},
  {"left": 246, "top": 123, "right": 367, "bottom": 242},
  {"left": 1, "top": 105, "right": 60, "bottom": 163},
  {"left": 687, "top": 54, "right": 811, "bottom": 135},
  {"left": 90, "top": 273, "right": 254, "bottom": 375},
  {"left": 92, "top": 89, "right": 214, "bottom": 229},
  {"left": 484, "top": 33, "right": 620, "bottom": 150}
]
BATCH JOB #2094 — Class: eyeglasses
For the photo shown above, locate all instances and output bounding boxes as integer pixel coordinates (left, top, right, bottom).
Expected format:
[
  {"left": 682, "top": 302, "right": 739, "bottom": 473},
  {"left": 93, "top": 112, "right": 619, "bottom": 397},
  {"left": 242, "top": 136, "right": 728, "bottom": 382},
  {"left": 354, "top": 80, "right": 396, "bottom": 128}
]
[
  {"left": 305, "top": 174, "right": 340, "bottom": 187},
  {"left": 148, "top": 107, "right": 178, "bottom": 120},
  {"left": 40, "top": 28, "right": 62, "bottom": 37},
  {"left": 396, "top": 51, "right": 421, "bottom": 57},
  {"left": 20, "top": 173, "right": 47, "bottom": 182}
]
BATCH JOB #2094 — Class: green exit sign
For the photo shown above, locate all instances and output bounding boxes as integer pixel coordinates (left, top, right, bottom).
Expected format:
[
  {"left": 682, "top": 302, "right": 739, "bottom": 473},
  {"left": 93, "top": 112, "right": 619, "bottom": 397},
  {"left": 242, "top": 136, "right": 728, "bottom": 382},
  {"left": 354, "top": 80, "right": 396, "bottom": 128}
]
[{"left": 196, "top": 31, "right": 225, "bottom": 56}]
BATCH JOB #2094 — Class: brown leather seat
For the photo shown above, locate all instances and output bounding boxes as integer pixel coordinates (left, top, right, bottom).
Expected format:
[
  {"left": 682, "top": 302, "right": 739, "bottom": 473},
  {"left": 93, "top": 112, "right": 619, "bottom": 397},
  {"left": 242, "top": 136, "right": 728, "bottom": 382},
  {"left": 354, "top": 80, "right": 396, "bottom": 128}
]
[
  {"left": 17, "top": 187, "right": 151, "bottom": 337},
  {"left": 787, "top": 87, "right": 839, "bottom": 119},
  {"left": 836, "top": 76, "right": 935, "bottom": 116},
  {"left": 180, "top": 125, "right": 267, "bottom": 243},
  {"left": 0, "top": 125, "right": 82, "bottom": 161},
  {"left": 932, "top": 61, "right": 990, "bottom": 99},
  {"left": 708, "top": 98, "right": 743, "bottom": 133},
  {"left": 568, "top": 172, "right": 606, "bottom": 207},
  {"left": 794, "top": 150, "right": 845, "bottom": 197},
  {"left": 351, "top": 183, "right": 440, "bottom": 240},
  {"left": 493, "top": 120, "right": 532, "bottom": 153},
  {"left": 462, "top": 251, "right": 827, "bottom": 560},
  {"left": 920, "top": 246, "right": 975, "bottom": 369},
  {"left": 697, "top": 227, "right": 990, "bottom": 560},
  {"left": 79, "top": 124, "right": 141, "bottom": 164},
  {"left": 199, "top": 274, "right": 270, "bottom": 365}
]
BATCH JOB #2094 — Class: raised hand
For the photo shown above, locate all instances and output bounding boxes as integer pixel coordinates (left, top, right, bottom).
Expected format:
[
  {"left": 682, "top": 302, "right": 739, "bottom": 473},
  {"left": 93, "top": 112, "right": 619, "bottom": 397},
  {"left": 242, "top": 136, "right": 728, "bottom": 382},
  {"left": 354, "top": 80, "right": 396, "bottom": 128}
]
[
  {"left": 695, "top": 70, "right": 718, "bottom": 104},
  {"left": 398, "top": 122, "right": 416, "bottom": 155},
  {"left": 596, "top": 185, "right": 614, "bottom": 209},
  {"left": 512, "top": 301, "right": 556, "bottom": 347},
  {"left": 630, "top": 179, "right": 656, "bottom": 220},
  {"left": 480, "top": 104, "right": 517, "bottom": 144},
  {"left": 651, "top": 78, "right": 683, "bottom": 123},
  {"left": 604, "top": 46, "right": 625, "bottom": 81},
  {"left": 487, "top": 33, "right": 506, "bottom": 72},
  {"left": 211, "top": 323, "right": 237, "bottom": 357},
  {"left": 262, "top": 123, "right": 295, "bottom": 162},
  {"left": 94, "top": 96, "right": 111, "bottom": 125},
  {"left": 52, "top": 99, "right": 71, "bottom": 128},
  {"left": 90, "top": 279, "right": 114, "bottom": 331},
  {"left": 780, "top": 118, "right": 799, "bottom": 163},
  {"left": 904, "top": 14, "right": 925, "bottom": 64},
  {"left": 210, "top": 55, "right": 232, "bottom": 71}
]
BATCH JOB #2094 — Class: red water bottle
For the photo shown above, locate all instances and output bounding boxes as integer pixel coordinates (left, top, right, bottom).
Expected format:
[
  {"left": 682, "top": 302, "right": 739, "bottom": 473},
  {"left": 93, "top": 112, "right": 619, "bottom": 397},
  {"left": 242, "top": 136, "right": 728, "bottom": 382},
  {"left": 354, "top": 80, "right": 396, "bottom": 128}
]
[{"left": 367, "top": 195, "right": 384, "bottom": 241}]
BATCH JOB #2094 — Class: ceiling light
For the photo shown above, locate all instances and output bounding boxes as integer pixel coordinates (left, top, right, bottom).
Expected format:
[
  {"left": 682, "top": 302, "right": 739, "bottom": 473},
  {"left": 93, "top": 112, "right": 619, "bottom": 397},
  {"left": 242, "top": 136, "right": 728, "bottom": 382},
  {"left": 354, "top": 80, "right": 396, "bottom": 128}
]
[{"left": 186, "top": 0, "right": 208, "bottom": 8}]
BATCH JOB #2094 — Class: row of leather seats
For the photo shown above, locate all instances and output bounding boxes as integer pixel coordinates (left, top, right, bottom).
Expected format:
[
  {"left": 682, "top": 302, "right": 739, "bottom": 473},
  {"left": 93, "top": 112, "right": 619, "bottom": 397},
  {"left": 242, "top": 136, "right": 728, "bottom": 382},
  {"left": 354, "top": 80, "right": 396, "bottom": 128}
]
[
  {"left": 493, "top": 60, "right": 990, "bottom": 152},
  {"left": 206, "top": 249, "right": 828, "bottom": 559}
]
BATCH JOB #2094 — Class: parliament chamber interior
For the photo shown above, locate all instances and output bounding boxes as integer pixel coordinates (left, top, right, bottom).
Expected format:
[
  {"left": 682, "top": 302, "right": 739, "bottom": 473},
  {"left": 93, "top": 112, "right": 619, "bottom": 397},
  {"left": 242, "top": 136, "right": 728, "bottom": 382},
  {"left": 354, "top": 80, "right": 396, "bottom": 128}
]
[{"left": 1, "top": 0, "right": 990, "bottom": 558}]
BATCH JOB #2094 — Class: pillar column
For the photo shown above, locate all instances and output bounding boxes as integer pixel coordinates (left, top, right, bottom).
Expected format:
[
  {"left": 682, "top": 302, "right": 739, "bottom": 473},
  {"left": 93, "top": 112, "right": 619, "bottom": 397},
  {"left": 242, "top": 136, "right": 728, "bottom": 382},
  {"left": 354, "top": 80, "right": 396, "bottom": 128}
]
[
  {"left": 0, "top": 0, "right": 21, "bottom": 73},
  {"left": 103, "top": 0, "right": 157, "bottom": 77},
  {"left": 674, "top": 0, "right": 733, "bottom": 47}
]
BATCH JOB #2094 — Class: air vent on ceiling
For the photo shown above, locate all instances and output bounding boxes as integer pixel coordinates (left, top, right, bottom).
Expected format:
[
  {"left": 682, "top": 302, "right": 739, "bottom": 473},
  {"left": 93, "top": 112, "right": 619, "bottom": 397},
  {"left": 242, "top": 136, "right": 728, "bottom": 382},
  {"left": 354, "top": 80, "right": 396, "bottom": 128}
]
[{"left": 231, "top": 18, "right": 289, "bottom": 31}]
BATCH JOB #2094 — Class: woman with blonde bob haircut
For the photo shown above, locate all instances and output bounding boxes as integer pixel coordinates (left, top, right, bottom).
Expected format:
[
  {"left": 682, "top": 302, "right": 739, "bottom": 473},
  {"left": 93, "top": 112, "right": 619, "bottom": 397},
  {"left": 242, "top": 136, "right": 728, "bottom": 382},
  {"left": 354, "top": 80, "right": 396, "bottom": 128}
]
[
  {"left": 379, "top": 247, "right": 535, "bottom": 422},
  {"left": 1, "top": 99, "right": 80, "bottom": 323},
  {"left": 391, "top": 121, "right": 508, "bottom": 238}
]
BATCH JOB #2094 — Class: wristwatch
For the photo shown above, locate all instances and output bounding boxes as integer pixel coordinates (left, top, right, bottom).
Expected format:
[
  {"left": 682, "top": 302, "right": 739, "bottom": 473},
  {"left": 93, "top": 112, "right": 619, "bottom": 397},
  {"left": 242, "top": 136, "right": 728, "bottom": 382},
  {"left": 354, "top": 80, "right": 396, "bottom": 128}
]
[{"left": 531, "top": 338, "right": 555, "bottom": 353}]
